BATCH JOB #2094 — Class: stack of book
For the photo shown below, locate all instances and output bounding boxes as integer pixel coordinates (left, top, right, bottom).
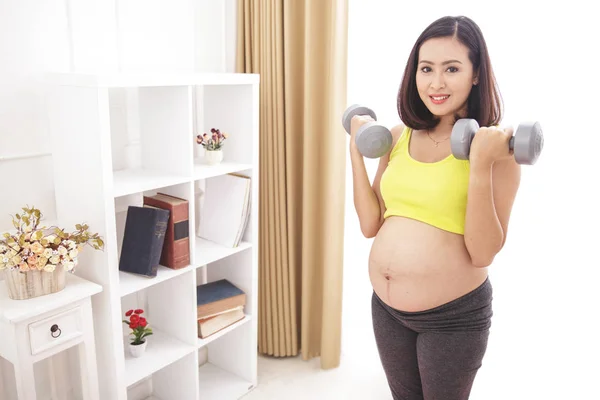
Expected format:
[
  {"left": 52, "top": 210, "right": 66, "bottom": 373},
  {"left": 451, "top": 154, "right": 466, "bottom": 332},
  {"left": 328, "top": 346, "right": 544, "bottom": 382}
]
[
  {"left": 197, "top": 173, "right": 251, "bottom": 248},
  {"left": 118, "top": 193, "right": 190, "bottom": 278},
  {"left": 196, "top": 279, "right": 246, "bottom": 339}
]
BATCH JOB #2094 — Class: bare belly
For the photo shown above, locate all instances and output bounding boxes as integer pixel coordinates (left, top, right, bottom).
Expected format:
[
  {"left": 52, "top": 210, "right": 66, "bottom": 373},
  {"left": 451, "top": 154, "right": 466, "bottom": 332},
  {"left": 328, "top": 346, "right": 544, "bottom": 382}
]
[{"left": 368, "top": 216, "right": 488, "bottom": 312}]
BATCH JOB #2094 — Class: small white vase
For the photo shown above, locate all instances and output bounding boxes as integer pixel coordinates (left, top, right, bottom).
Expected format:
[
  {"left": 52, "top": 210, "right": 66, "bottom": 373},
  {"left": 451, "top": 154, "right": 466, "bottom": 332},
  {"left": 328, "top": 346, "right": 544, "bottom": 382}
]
[
  {"left": 129, "top": 340, "right": 147, "bottom": 358},
  {"left": 204, "top": 149, "right": 223, "bottom": 165}
]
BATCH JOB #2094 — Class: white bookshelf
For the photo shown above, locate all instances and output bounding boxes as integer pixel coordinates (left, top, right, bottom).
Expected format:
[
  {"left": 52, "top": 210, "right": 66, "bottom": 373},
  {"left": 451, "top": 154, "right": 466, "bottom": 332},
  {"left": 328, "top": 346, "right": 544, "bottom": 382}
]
[{"left": 44, "top": 72, "right": 260, "bottom": 400}]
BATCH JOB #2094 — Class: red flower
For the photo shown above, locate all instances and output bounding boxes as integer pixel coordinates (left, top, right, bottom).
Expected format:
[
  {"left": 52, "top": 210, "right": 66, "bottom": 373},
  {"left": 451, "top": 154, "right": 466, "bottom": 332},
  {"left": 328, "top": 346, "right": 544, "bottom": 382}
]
[
  {"left": 125, "top": 309, "right": 133, "bottom": 316},
  {"left": 139, "top": 318, "right": 147, "bottom": 327},
  {"left": 130, "top": 322, "right": 138, "bottom": 329},
  {"left": 134, "top": 309, "right": 144, "bottom": 314},
  {"left": 130, "top": 314, "right": 140, "bottom": 322}
]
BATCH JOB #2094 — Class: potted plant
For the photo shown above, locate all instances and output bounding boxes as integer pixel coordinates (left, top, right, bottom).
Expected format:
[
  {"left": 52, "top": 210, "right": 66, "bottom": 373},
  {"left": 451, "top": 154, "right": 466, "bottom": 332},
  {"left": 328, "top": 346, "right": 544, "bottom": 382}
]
[
  {"left": 123, "top": 308, "right": 153, "bottom": 357},
  {"left": 196, "top": 128, "right": 229, "bottom": 165},
  {"left": 0, "top": 205, "right": 104, "bottom": 300}
]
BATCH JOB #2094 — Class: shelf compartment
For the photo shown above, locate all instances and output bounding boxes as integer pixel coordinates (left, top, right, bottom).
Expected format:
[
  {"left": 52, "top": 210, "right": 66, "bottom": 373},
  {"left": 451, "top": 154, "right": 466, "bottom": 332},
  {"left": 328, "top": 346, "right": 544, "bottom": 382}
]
[
  {"left": 199, "top": 84, "right": 256, "bottom": 167},
  {"left": 194, "top": 237, "right": 251, "bottom": 266},
  {"left": 119, "top": 264, "right": 194, "bottom": 298},
  {"left": 193, "top": 161, "right": 252, "bottom": 181},
  {"left": 109, "top": 84, "right": 193, "bottom": 198},
  {"left": 113, "top": 168, "right": 191, "bottom": 198},
  {"left": 123, "top": 329, "right": 196, "bottom": 388},
  {"left": 197, "top": 363, "right": 255, "bottom": 400},
  {"left": 197, "top": 314, "right": 252, "bottom": 349},
  {"left": 128, "top": 350, "right": 198, "bottom": 400}
]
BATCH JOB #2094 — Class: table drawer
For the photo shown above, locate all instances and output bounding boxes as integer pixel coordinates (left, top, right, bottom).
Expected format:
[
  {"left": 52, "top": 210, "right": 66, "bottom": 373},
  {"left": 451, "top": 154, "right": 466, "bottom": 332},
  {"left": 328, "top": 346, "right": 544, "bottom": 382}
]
[{"left": 28, "top": 306, "right": 83, "bottom": 355}]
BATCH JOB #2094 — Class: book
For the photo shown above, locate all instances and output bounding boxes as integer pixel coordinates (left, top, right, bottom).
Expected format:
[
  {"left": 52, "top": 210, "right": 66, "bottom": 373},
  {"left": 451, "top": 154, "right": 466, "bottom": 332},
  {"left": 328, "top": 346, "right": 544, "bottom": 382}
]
[
  {"left": 233, "top": 173, "right": 252, "bottom": 247},
  {"left": 197, "top": 306, "right": 245, "bottom": 339},
  {"left": 118, "top": 205, "right": 170, "bottom": 277},
  {"left": 143, "top": 193, "right": 190, "bottom": 269},
  {"left": 196, "top": 279, "right": 246, "bottom": 319},
  {"left": 198, "top": 173, "right": 251, "bottom": 248}
]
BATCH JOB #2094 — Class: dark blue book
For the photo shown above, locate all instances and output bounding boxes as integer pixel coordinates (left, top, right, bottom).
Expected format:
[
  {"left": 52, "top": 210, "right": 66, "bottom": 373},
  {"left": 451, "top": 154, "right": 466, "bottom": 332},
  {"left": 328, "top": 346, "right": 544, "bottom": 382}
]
[
  {"left": 196, "top": 279, "right": 246, "bottom": 318},
  {"left": 119, "top": 205, "right": 170, "bottom": 277}
]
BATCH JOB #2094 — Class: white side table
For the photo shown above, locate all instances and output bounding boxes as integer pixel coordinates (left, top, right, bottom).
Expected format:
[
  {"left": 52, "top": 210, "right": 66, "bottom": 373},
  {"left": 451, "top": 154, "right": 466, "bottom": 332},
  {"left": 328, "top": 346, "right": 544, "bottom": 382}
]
[{"left": 0, "top": 273, "right": 102, "bottom": 400}]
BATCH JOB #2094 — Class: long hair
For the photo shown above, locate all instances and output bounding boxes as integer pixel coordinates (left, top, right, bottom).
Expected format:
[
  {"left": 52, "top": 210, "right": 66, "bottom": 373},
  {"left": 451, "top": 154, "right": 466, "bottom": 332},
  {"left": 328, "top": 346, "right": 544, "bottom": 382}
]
[{"left": 397, "top": 16, "right": 503, "bottom": 130}]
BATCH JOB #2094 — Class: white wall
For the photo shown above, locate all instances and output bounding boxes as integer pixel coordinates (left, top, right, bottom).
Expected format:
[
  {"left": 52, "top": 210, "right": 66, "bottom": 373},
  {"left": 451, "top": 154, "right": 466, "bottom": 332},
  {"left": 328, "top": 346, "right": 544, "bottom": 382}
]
[
  {"left": 0, "top": 0, "right": 238, "bottom": 398},
  {"left": 343, "top": 1, "right": 599, "bottom": 399}
]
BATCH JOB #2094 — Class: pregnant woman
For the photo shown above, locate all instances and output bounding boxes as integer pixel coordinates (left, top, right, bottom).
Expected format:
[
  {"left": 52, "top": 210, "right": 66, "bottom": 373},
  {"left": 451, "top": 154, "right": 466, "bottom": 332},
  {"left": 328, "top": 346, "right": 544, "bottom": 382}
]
[{"left": 349, "top": 15, "right": 521, "bottom": 400}]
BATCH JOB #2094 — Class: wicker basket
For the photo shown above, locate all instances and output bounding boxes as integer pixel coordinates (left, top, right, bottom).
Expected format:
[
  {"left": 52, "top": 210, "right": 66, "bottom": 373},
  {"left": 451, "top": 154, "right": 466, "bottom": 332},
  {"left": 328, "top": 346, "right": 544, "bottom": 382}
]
[{"left": 3, "top": 264, "right": 67, "bottom": 300}]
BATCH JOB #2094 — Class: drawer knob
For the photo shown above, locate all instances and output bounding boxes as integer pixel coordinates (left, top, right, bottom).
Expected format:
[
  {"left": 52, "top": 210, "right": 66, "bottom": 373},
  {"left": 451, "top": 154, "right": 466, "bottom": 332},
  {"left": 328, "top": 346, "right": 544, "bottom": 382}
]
[{"left": 50, "top": 324, "right": 61, "bottom": 338}]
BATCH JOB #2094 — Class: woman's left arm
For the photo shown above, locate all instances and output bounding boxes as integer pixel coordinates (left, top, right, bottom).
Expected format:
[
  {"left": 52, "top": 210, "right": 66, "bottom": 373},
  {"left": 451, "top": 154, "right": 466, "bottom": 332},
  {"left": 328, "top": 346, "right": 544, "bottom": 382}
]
[{"left": 464, "top": 128, "right": 522, "bottom": 267}]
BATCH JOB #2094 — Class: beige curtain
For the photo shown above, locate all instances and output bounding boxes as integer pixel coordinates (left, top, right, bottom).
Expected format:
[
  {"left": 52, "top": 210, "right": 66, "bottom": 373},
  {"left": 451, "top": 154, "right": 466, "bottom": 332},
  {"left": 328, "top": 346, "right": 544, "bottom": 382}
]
[{"left": 236, "top": 0, "right": 348, "bottom": 369}]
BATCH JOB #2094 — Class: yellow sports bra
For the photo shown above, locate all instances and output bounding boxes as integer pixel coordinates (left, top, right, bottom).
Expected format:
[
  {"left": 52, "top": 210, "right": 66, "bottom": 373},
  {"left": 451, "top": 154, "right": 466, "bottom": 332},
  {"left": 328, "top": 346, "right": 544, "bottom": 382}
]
[{"left": 379, "top": 126, "right": 470, "bottom": 235}]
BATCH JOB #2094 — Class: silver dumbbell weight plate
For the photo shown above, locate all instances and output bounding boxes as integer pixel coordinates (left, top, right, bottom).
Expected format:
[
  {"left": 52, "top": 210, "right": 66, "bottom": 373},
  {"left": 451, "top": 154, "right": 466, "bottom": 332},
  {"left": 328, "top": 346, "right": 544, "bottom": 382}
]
[
  {"left": 342, "top": 104, "right": 377, "bottom": 134},
  {"left": 512, "top": 121, "right": 544, "bottom": 165},
  {"left": 450, "top": 119, "right": 480, "bottom": 160},
  {"left": 355, "top": 121, "right": 393, "bottom": 159}
]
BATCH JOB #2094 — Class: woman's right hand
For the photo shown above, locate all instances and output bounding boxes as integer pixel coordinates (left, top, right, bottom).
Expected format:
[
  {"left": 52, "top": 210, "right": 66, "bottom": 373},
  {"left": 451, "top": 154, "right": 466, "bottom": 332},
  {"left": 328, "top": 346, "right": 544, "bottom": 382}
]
[{"left": 350, "top": 114, "right": 375, "bottom": 153}]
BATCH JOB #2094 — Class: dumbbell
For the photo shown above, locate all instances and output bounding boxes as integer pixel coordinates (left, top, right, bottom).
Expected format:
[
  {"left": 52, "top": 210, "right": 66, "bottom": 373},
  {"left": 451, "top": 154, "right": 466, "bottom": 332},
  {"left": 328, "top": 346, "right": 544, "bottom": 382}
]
[
  {"left": 450, "top": 119, "right": 544, "bottom": 165},
  {"left": 342, "top": 104, "right": 393, "bottom": 158}
]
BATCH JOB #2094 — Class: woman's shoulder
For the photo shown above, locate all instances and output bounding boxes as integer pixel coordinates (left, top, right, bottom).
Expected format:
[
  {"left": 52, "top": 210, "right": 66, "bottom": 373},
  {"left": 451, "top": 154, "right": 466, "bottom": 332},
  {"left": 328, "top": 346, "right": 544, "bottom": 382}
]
[
  {"left": 380, "top": 123, "right": 409, "bottom": 162},
  {"left": 390, "top": 122, "right": 410, "bottom": 150},
  {"left": 390, "top": 123, "right": 408, "bottom": 145}
]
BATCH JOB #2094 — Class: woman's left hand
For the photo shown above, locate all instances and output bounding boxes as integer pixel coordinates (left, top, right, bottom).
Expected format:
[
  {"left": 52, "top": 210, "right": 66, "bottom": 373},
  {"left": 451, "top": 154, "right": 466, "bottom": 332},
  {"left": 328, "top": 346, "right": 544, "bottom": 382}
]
[{"left": 469, "top": 126, "right": 514, "bottom": 167}]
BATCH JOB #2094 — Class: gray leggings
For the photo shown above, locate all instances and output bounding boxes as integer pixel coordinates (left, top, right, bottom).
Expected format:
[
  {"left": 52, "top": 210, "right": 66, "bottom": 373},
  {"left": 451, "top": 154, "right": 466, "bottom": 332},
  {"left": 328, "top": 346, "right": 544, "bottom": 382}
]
[{"left": 371, "top": 278, "right": 493, "bottom": 400}]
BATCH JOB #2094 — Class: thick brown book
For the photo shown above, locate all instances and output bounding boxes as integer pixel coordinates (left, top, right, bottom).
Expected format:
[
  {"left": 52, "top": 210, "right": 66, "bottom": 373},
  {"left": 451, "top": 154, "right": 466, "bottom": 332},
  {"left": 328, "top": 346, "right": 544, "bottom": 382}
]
[
  {"left": 197, "top": 307, "right": 245, "bottom": 338},
  {"left": 143, "top": 193, "right": 190, "bottom": 269}
]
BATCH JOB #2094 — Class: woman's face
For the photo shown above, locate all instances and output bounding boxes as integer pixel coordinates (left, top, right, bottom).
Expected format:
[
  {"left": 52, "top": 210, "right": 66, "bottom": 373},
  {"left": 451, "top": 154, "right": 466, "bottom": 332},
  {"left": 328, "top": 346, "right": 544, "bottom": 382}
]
[{"left": 416, "top": 36, "right": 478, "bottom": 122}]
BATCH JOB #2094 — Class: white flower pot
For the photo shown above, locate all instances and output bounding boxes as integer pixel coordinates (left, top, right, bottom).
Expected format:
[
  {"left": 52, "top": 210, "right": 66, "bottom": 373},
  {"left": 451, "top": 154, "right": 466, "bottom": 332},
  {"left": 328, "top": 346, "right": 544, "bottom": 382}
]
[
  {"left": 129, "top": 340, "right": 147, "bottom": 358},
  {"left": 204, "top": 149, "right": 223, "bottom": 165}
]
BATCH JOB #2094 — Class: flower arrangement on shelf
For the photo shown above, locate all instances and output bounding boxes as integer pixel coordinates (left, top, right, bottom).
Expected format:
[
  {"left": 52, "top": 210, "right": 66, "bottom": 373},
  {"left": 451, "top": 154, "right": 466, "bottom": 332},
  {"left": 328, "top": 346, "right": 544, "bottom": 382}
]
[
  {"left": 196, "top": 128, "right": 229, "bottom": 165},
  {"left": 196, "top": 128, "right": 228, "bottom": 151},
  {"left": 123, "top": 308, "right": 153, "bottom": 357},
  {"left": 0, "top": 205, "right": 105, "bottom": 300}
]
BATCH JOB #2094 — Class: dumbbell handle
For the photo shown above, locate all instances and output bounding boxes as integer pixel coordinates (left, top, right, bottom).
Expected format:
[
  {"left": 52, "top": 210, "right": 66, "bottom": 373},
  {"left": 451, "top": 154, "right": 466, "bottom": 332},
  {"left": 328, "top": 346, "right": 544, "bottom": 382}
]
[
  {"left": 473, "top": 122, "right": 544, "bottom": 165},
  {"left": 456, "top": 120, "right": 543, "bottom": 165},
  {"left": 467, "top": 128, "right": 516, "bottom": 149}
]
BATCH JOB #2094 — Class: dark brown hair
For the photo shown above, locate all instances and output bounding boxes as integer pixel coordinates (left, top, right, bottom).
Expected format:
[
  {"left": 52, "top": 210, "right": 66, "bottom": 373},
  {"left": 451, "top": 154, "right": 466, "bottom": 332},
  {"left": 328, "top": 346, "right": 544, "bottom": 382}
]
[{"left": 397, "top": 16, "right": 503, "bottom": 130}]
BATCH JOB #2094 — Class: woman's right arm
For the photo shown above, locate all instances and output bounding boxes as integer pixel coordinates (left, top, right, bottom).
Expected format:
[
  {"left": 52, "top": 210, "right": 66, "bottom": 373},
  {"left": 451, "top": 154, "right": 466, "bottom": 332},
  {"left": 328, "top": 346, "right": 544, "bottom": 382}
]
[{"left": 350, "top": 119, "right": 403, "bottom": 238}]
